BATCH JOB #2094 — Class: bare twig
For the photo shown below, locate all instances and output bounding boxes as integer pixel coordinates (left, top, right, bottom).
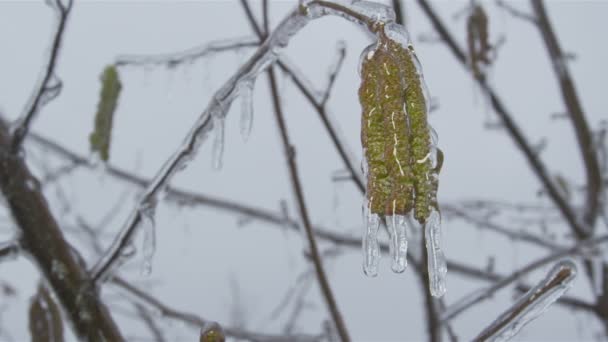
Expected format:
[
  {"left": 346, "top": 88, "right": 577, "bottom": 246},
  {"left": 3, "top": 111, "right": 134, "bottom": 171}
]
[
  {"left": 416, "top": 0, "right": 589, "bottom": 240},
  {"left": 419, "top": 238, "right": 441, "bottom": 342},
  {"left": 530, "top": 0, "right": 602, "bottom": 230},
  {"left": 320, "top": 42, "right": 347, "bottom": 107},
  {"left": 112, "top": 277, "right": 319, "bottom": 342},
  {"left": 496, "top": 0, "right": 537, "bottom": 25},
  {"left": 11, "top": 0, "right": 73, "bottom": 152},
  {"left": 114, "top": 37, "right": 259, "bottom": 68},
  {"left": 267, "top": 64, "right": 350, "bottom": 342},
  {"left": 133, "top": 303, "right": 166, "bottom": 342},
  {"left": 240, "top": 0, "right": 366, "bottom": 194}
]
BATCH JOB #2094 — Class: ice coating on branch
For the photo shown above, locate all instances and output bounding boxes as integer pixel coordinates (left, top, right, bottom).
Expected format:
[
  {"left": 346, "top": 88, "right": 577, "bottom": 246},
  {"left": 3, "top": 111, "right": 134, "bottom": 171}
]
[
  {"left": 362, "top": 202, "right": 381, "bottom": 277},
  {"left": 425, "top": 210, "right": 447, "bottom": 297},
  {"left": 211, "top": 114, "right": 225, "bottom": 170},
  {"left": 477, "top": 260, "right": 577, "bottom": 342},
  {"left": 383, "top": 22, "right": 411, "bottom": 48},
  {"left": 239, "top": 80, "right": 254, "bottom": 142},
  {"left": 139, "top": 199, "right": 157, "bottom": 276},
  {"left": 592, "top": 255, "right": 604, "bottom": 297},
  {"left": 304, "top": 0, "right": 394, "bottom": 26},
  {"left": 387, "top": 214, "right": 408, "bottom": 272}
]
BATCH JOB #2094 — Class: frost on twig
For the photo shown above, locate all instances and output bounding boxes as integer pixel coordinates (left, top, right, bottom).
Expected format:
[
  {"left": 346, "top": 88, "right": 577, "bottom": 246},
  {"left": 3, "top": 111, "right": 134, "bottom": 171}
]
[
  {"left": 91, "top": 0, "right": 414, "bottom": 284},
  {"left": 358, "top": 20, "right": 445, "bottom": 295},
  {"left": 474, "top": 260, "right": 577, "bottom": 342}
]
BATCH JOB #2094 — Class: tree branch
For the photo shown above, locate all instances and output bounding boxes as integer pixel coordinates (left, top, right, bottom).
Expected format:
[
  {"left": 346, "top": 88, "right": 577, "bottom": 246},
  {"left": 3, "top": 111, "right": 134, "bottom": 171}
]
[
  {"left": 0, "top": 118, "right": 123, "bottom": 340},
  {"left": 11, "top": 0, "right": 73, "bottom": 152},
  {"left": 530, "top": 0, "right": 602, "bottom": 229},
  {"left": 442, "top": 235, "right": 608, "bottom": 322},
  {"left": 267, "top": 65, "right": 350, "bottom": 342},
  {"left": 112, "top": 277, "right": 319, "bottom": 342}
]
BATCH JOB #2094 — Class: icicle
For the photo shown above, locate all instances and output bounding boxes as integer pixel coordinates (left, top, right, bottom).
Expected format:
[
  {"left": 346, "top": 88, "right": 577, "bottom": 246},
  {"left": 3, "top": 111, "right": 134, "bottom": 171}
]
[
  {"left": 139, "top": 200, "right": 157, "bottom": 276},
  {"left": 592, "top": 257, "right": 603, "bottom": 297},
  {"left": 239, "top": 80, "right": 254, "bottom": 141},
  {"left": 387, "top": 214, "right": 408, "bottom": 272},
  {"left": 362, "top": 202, "right": 381, "bottom": 277},
  {"left": 425, "top": 209, "right": 447, "bottom": 297},
  {"left": 211, "top": 114, "right": 225, "bottom": 170},
  {"left": 475, "top": 260, "right": 577, "bottom": 342}
]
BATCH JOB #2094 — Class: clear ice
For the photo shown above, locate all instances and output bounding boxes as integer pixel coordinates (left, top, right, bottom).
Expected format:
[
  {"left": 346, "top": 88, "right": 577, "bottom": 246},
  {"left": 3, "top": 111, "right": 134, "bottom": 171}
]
[
  {"left": 387, "top": 214, "right": 408, "bottom": 272},
  {"left": 139, "top": 200, "right": 157, "bottom": 276},
  {"left": 363, "top": 203, "right": 381, "bottom": 277},
  {"left": 239, "top": 80, "right": 254, "bottom": 141},
  {"left": 477, "top": 260, "right": 577, "bottom": 342},
  {"left": 212, "top": 115, "right": 225, "bottom": 170},
  {"left": 425, "top": 210, "right": 447, "bottom": 297}
]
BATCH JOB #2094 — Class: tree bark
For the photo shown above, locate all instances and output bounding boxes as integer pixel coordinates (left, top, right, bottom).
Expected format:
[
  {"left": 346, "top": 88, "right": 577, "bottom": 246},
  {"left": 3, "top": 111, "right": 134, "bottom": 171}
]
[{"left": 0, "top": 118, "right": 123, "bottom": 341}]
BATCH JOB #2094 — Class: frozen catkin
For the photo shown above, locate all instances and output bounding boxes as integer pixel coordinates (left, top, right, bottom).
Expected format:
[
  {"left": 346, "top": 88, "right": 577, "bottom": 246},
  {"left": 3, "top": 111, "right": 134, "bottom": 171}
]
[
  {"left": 90, "top": 65, "right": 122, "bottom": 161},
  {"left": 359, "top": 23, "right": 446, "bottom": 296},
  {"left": 467, "top": 4, "right": 492, "bottom": 78}
]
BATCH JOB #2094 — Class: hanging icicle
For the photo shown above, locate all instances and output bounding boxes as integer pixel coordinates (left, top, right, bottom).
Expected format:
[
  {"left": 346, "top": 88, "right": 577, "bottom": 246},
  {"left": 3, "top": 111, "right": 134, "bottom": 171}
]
[{"left": 358, "top": 21, "right": 446, "bottom": 296}]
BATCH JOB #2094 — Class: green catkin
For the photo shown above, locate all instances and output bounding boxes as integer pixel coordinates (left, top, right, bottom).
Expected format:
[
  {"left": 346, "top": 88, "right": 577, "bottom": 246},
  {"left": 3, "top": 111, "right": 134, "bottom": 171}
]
[
  {"left": 90, "top": 65, "right": 122, "bottom": 161},
  {"left": 360, "top": 50, "right": 392, "bottom": 215},
  {"left": 360, "top": 36, "right": 437, "bottom": 224}
]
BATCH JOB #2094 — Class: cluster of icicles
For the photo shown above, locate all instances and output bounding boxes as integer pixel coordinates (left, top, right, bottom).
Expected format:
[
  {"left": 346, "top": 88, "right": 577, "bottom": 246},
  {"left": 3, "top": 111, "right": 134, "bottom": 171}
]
[{"left": 358, "top": 22, "right": 447, "bottom": 297}]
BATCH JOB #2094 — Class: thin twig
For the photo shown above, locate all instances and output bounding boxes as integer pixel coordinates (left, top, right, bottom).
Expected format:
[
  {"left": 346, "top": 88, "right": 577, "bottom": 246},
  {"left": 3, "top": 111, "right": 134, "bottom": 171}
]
[
  {"left": 114, "top": 37, "right": 259, "bottom": 68},
  {"left": 495, "top": 0, "right": 537, "bottom": 25},
  {"left": 320, "top": 42, "right": 347, "bottom": 107},
  {"left": 11, "top": 0, "right": 73, "bottom": 152},
  {"left": 416, "top": 0, "right": 588, "bottom": 240},
  {"left": 530, "top": 0, "right": 602, "bottom": 230},
  {"left": 112, "top": 277, "right": 319, "bottom": 342},
  {"left": 133, "top": 302, "right": 166, "bottom": 342},
  {"left": 240, "top": 0, "right": 366, "bottom": 194},
  {"left": 267, "top": 65, "right": 350, "bottom": 342},
  {"left": 419, "top": 238, "right": 441, "bottom": 342}
]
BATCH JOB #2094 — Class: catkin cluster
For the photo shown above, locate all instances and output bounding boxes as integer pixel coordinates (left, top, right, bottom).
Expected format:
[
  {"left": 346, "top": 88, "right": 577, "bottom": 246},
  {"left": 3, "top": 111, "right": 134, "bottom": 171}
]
[{"left": 359, "top": 36, "right": 440, "bottom": 224}]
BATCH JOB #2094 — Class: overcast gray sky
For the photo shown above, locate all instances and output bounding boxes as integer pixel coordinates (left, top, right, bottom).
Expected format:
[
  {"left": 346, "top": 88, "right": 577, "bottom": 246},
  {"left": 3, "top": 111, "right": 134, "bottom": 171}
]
[{"left": 1, "top": 0, "right": 608, "bottom": 341}]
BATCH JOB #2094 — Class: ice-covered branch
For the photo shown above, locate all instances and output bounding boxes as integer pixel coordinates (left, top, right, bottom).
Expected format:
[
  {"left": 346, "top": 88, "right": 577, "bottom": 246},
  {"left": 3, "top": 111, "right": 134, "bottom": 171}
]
[
  {"left": 111, "top": 277, "right": 320, "bottom": 342},
  {"left": 114, "top": 37, "right": 260, "bottom": 69},
  {"left": 442, "top": 235, "right": 608, "bottom": 322},
  {"left": 11, "top": 0, "right": 73, "bottom": 152},
  {"left": 90, "top": 0, "right": 402, "bottom": 285},
  {"left": 473, "top": 260, "right": 577, "bottom": 341}
]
